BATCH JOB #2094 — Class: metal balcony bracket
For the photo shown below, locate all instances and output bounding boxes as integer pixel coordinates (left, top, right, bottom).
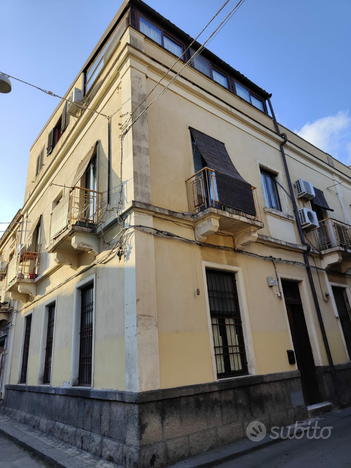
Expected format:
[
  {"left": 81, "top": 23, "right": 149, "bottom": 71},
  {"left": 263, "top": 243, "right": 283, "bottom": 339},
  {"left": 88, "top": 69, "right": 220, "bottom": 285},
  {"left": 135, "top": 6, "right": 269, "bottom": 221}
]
[
  {"left": 17, "top": 283, "right": 36, "bottom": 298},
  {"left": 71, "top": 233, "right": 99, "bottom": 256},
  {"left": 234, "top": 227, "right": 259, "bottom": 249},
  {"left": 194, "top": 216, "right": 220, "bottom": 242},
  {"left": 322, "top": 251, "right": 343, "bottom": 270},
  {"left": 54, "top": 252, "right": 79, "bottom": 270}
]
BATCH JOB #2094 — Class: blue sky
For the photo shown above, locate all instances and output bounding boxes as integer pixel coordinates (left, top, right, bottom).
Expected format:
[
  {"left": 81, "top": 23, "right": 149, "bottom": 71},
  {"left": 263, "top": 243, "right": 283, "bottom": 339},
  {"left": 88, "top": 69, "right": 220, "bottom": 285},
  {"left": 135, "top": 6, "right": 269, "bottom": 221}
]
[{"left": 1, "top": 0, "right": 351, "bottom": 229}]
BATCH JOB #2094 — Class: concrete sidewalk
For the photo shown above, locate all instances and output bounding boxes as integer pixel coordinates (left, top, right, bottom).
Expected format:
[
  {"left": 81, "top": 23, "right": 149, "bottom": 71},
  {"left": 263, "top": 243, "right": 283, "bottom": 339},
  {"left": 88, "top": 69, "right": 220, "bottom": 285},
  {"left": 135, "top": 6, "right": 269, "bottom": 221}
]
[
  {"left": 0, "top": 414, "right": 121, "bottom": 468},
  {"left": 0, "top": 432, "right": 48, "bottom": 468}
]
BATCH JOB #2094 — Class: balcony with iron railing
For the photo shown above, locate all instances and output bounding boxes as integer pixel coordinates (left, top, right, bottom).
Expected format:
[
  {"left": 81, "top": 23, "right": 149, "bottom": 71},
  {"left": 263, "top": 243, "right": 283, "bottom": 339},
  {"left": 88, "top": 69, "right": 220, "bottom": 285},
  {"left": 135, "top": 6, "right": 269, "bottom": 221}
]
[
  {"left": 314, "top": 217, "right": 351, "bottom": 269},
  {"left": 185, "top": 167, "right": 263, "bottom": 247},
  {"left": 6, "top": 251, "right": 40, "bottom": 300},
  {"left": 47, "top": 186, "right": 102, "bottom": 264}
]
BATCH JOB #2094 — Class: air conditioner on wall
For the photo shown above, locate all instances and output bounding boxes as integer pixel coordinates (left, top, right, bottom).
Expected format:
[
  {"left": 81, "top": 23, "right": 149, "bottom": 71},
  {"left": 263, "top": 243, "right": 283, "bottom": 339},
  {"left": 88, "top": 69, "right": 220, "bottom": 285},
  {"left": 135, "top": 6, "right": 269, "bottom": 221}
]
[
  {"left": 295, "top": 179, "right": 315, "bottom": 200},
  {"left": 67, "top": 88, "right": 84, "bottom": 117},
  {"left": 299, "top": 208, "right": 319, "bottom": 229}
]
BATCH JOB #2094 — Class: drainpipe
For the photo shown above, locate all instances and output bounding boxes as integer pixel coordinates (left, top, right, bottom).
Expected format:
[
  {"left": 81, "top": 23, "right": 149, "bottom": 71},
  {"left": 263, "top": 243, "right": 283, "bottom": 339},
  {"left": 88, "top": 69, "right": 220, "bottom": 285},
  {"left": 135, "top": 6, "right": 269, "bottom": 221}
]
[
  {"left": 107, "top": 116, "right": 112, "bottom": 206},
  {"left": 268, "top": 97, "right": 343, "bottom": 406}
]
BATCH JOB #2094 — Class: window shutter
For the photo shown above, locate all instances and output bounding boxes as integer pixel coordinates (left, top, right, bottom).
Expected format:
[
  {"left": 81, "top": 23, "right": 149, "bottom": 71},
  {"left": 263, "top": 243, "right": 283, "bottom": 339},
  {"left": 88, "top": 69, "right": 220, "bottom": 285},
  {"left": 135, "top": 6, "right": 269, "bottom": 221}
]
[
  {"left": 47, "top": 129, "right": 54, "bottom": 155},
  {"left": 61, "top": 103, "right": 69, "bottom": 133},
  {"left": 35, "top": 155, "right": 40, "bottom": 176}
]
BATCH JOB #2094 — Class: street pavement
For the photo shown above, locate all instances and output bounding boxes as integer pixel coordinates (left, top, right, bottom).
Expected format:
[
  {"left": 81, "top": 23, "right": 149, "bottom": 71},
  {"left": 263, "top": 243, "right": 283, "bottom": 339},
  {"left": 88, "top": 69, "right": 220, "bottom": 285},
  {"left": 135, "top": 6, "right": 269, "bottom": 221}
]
[
  {"left": 0, "top": 433, "right": 48, "bottom": 468},
  {"left": 216, "top": 408, "right": 351, "bottom": 467}
]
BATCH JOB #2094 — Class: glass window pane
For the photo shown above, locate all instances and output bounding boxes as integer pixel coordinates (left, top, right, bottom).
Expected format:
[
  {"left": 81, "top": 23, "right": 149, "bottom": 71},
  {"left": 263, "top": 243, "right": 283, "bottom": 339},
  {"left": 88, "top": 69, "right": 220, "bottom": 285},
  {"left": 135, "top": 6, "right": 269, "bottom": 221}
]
[
  {"left": 139, "top": 17, "right": 162, "bottom": 45},
  {"left": 261, "top": 170, "right": 281, "bottom": 211},
  {"left": 212, "top": 69, "right": 228, "bottom": 88},
  {"left": 251, "top": 95, "right": 264, "bottom": 111},
  {"left": 164, "top": 36, "right": 183, "bottom": 57},
  {"left": 235, "top": 83, "right": 250, "bottom": 102},
  {"left": 193, "top": 54, "right": 211, "bottom": 77}
]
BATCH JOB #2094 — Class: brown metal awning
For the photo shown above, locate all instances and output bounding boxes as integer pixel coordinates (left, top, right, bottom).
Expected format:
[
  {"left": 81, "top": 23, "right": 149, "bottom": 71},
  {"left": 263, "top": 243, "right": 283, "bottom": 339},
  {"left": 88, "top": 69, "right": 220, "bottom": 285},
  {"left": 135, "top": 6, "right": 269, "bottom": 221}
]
[
  {"left": 312, "top": 187, "right": 334, "bottom": 211},
  {"left": 71, "top": 142, "right": 98, "bottom": 187},
  {"left": 189, "top": 128, "right": 256, "bottom": 216}
]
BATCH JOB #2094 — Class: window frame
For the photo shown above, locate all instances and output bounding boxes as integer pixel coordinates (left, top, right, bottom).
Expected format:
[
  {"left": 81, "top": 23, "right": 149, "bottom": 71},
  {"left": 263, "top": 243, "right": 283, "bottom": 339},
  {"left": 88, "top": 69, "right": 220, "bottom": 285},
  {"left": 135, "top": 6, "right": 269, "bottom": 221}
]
[
  {"left": 202, "top": 262, "right": 256, "bottom": 380},
  {"left": 233, "top": 80, "right": 266, "bottom": 112},
  {"left": 137, "top": 13, "right": 185, "bottom": 60},
  {"left": 18, "top": 313, "right": 32, "bottom": 384},
  {"left": 260, "top": 168, "right": 282, "bottom": 212},
  {"left": 38, "top": 299, "right": 57, "bottom": 385},
  {"left": 71, "top": 274, "right": 96, "bottom": 387}
]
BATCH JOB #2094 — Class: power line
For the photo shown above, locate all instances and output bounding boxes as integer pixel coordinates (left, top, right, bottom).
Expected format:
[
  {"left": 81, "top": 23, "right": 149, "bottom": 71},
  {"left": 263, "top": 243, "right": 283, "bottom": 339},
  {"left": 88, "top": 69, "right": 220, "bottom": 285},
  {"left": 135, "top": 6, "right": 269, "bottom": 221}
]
[
  {"left": 121, "top": 0, "right": 246, "bottom": 137},
  {"left": 124, "top": 0, "right": 233, "bottom": 128}
]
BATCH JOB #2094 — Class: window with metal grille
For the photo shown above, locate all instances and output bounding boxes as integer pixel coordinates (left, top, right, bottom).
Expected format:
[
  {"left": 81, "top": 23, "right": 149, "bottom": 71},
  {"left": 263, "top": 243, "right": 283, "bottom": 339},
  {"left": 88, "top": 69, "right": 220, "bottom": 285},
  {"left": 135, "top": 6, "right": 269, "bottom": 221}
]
[
  {"left": 206, "top": 269, "right": 248, "bottom": 378},
  {"left": 43, "top": 304, "right": 55, "bottom": 385},
  {"left": 20, "top": 315, "right": 32, "bottom": 384},
  {"left": 78, "top": 284, "right": 93, "bottom": 386}
]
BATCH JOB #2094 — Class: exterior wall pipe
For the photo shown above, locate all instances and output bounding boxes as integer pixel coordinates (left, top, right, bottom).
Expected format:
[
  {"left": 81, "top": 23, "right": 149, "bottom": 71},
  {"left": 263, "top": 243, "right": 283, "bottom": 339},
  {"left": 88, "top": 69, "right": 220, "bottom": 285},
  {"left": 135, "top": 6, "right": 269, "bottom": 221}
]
[
  {"left": 268, "top": 97, "right": 343, "bottom": 405},
  {"left": 107, "top": 116, "right": 112, "bottom": 206}
]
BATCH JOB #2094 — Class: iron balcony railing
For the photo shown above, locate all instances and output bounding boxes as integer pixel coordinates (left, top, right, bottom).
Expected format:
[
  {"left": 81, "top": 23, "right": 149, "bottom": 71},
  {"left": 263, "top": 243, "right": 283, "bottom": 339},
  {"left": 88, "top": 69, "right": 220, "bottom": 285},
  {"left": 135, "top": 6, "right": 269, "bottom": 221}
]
[
  {"left": 316, "top": 218, "right": 351, "bottom": 251},
  {"left": 185, "top": 167, "right": 259, "bottom": 219},
  {"left": 50, "top": 186, "right": 102, "bottom": 240},
  {"left": 7, "top": 251, "right": 40, "bottom": 287}
]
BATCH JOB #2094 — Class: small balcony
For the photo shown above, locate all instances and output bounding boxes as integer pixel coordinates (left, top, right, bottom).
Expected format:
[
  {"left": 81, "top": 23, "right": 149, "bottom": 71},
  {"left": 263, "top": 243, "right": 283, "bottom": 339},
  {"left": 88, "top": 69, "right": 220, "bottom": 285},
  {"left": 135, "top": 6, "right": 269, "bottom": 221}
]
[
  {"left": 186, "top": 168, "right": 263, "bottom": 247},
  {"left": 315, "top": 218, "right": 351, "bottom": 270},
  {"left": 6, "top": 251, "right": 40, "bottom": 301},
  {"left": 47, "top": 186, "right": 102, "bottom": 267}
]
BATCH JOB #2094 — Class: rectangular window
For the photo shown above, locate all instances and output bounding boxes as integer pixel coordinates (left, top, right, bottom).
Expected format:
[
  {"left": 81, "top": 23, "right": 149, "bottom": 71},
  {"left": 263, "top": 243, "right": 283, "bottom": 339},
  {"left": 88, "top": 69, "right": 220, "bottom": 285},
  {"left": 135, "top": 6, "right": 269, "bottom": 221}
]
[
  {"left": 43, "top": 304, "right": 55, "bottom": 385},
  {"left": 212, "top": 69, "right": 228, "bottom": 89},
  {"left": 206, "top": 269, "right": 248, "bottom": 378},
  {"left": 139, "top": 16, "right": 184, "bottom": 59},
  {"left": 261, "top": 169, "right": 281, "bottom": 211},
  {"left": 78, "top": 284, "right": 94, "bottom": 386},
  {"left": 20, "top": 315, "right": 32, "bottom": 384},
  {"left": 35, "top": 149, "right": 44, "bottom": 177},
  {"left": 235, "top": 82, "right": 265, "bottom": 112}
]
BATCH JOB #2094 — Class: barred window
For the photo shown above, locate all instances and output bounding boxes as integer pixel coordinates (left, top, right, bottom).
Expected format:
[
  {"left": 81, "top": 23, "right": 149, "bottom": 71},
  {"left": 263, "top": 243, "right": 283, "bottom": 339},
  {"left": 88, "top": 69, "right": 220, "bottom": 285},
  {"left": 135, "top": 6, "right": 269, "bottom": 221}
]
[
  {"left": 20, "top": 315, "right": 32, "bottom": 384},
  {"left": 206, "top": 269, "right": 248, "bottom": 378},
  {"left": 43, "top": 304, "right": 55, "bottom": 385},
  {"left": 78, "top": 284, "right": 94, "bottom": 386}
]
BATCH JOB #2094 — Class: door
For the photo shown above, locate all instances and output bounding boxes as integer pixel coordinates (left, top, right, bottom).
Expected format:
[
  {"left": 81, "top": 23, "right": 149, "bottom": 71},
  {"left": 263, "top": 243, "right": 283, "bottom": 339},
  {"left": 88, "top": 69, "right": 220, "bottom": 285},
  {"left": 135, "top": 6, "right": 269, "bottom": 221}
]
[
  {"left": 332, "top": 287, "right": 351, "bottom": 359},
  {"left": 282, "top": 280, "right": 321, "bottom": 405}
]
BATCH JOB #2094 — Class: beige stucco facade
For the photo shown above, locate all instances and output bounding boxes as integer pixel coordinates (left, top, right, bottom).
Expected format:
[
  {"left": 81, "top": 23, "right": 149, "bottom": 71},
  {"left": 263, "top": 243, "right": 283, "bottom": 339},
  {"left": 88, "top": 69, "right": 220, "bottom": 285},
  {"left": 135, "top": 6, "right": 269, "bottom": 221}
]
[{"left": 1, "top": 1, "right": 351, "bottom": 465}]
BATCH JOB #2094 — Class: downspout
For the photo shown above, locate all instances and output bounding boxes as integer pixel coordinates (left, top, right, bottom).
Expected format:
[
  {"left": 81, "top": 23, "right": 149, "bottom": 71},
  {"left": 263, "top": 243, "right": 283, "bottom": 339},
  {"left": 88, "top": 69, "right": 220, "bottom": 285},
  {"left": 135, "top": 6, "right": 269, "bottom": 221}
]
[
  {"left": 107, "top": 116, "right": 112, "bottom": 206},
  {"left": 268, "top": 97, "right": 342, "bottom": 405}
]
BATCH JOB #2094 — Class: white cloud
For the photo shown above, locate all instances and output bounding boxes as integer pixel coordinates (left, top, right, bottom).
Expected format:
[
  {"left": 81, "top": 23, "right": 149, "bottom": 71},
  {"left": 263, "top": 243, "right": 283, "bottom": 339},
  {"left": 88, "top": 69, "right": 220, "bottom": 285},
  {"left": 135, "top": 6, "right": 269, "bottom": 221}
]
[{"left": 296, "top": 111, "right": 351, "bottom": 165}]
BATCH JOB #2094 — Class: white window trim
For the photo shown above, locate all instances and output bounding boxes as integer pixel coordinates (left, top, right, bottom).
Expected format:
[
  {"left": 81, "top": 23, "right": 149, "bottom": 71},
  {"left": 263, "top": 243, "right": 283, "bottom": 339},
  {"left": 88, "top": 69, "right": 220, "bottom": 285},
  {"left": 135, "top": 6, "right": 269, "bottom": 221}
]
[
  {"left": 258, "top": 162, "right": 290, "bottom": 216},
  {"left": 328, "top": 281, "right": 351, "bottom": 362},
  {"left": 280, "top": 275, "right": 323, "bottom": 367},
  {"left": 70, "top": 274, "right": 96, "bottom": 387},
  {"left": 17, "top": 311, "right": 33, "bottom": 384},
  {"left": 38, "top": 297, "right": 58, "bottom": 385},
  {"left": 201, "top": 261, "right": 256, "bottom": 381}
]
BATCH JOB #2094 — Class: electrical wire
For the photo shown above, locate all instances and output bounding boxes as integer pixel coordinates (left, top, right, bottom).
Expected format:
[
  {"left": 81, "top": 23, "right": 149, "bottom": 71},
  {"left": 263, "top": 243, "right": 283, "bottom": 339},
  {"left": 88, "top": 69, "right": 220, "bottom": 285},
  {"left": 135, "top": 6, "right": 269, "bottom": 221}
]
[
  {"left": 121, "top": 0, "right": 246, "bottom": 136},
  {"left": 124, "top": 0, "right": 233, "bottom": 128}
]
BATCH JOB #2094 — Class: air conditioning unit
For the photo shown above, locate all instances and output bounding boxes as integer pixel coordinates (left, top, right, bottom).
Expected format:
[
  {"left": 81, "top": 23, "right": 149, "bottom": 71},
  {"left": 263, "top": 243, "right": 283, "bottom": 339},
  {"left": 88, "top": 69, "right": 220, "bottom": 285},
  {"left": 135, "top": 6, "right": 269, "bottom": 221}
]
[
  {"left": 67, "top": 88, "right": 84, "bottom": 117},
  {"left": 295, "top": 179, "right": 315, "bottom": 200},
  {"left": 299, "top": 208, "right": 319, "bottom": 229}
]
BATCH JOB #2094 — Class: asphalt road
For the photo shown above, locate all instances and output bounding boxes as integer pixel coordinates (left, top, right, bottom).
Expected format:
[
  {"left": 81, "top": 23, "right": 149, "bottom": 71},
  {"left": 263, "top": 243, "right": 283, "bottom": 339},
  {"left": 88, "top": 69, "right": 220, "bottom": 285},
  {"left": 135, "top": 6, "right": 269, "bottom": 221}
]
[
  {"left": 217, "top": 409, "right": 351, "bottom": 468},
  {"left": 0, "top": 433, "right": 48, "bottom": 468}
]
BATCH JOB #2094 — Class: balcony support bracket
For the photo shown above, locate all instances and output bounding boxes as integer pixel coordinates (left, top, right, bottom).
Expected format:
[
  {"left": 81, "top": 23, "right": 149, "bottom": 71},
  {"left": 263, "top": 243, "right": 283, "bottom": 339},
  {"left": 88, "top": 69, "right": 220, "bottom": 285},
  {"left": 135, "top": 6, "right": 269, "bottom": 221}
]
[
  {"left": 54, "top": 252, "right": 79, "bottom": 270},
  {"left": 322, "top": 251, "right": 343, "bottom": 270},
  {"left": 10, "top": 291, "right": 28, "bottom": 303},
  {"left": 234, "top": 227, "right": 259, "bottom": 249},
  {"left": 17, "top": 283, "right": 36, "bottom": 298},
  {"left": 194, "top": 216, "right": 220, "bottom": 242},
  {"left": 71, "top": 233, "right": 99, "bottom": 256},
  {"left": 340, "top": 259, "right": 351, "bottom": 273}
]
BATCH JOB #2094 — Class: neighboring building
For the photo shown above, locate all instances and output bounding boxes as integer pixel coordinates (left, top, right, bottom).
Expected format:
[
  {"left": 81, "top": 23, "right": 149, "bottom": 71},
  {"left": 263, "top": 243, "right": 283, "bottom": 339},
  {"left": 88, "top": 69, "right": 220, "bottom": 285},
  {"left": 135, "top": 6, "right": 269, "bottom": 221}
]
[
  {"left": 0, "top": 210, "right": 22, "bottom": 400},
  {"left": 1, "top": 0, "right": 351, "bottom": 466}
]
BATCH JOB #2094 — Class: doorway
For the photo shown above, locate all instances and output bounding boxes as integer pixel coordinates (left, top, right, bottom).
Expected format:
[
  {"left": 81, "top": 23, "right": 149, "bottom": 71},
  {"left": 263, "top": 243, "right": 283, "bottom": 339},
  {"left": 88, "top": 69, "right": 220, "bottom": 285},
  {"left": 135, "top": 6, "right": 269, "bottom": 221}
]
[
  {"left": 282, "top": 280, "right": 321, "bottom": 405},
  {"left": 332, "top": 286, "right": 351, "bottom": 359}
]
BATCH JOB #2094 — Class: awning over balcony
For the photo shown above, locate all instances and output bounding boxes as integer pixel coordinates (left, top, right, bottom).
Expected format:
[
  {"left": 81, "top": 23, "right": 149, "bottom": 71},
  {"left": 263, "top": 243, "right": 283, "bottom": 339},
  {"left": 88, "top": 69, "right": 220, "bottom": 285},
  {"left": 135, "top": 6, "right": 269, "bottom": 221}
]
[
  {"left": 312, "top": 187, "right": 333, "bottom": 211},
  {"left": 189, "top": 128, "right": 256, "bottom": 216},
  {"left": 71, "top": 141, "right": 98, "bottom": 187}
]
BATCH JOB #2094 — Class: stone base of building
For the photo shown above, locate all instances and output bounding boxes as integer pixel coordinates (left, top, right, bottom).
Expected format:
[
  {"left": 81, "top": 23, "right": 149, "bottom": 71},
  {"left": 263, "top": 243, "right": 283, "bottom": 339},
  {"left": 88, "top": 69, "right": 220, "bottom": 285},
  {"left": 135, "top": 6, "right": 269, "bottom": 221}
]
[
  {"left": 1, "top": 371, "right": 306, "bottom": 468},
  {"left": 316, "top": 362, "right": 351, "bottom": 407}
]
